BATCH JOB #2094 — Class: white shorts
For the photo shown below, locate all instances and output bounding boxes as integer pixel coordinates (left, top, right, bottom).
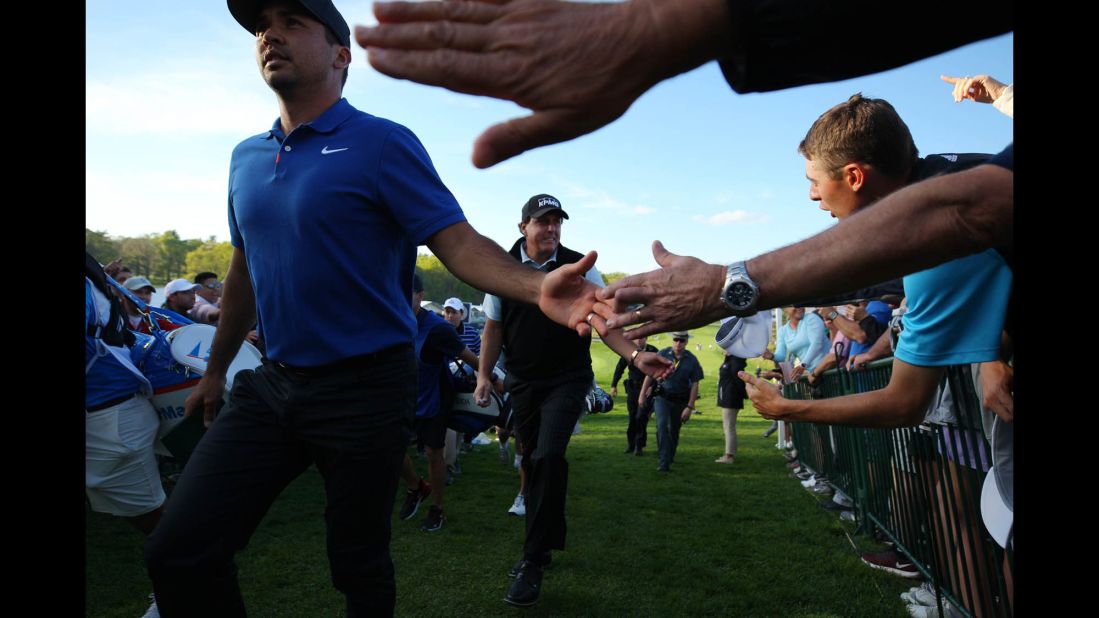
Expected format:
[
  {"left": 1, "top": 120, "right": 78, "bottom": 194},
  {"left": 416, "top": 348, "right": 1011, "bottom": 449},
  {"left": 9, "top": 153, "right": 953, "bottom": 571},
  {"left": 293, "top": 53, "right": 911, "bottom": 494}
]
[{"left": 86, "top": 395, "right": 166, "bottom": 517}]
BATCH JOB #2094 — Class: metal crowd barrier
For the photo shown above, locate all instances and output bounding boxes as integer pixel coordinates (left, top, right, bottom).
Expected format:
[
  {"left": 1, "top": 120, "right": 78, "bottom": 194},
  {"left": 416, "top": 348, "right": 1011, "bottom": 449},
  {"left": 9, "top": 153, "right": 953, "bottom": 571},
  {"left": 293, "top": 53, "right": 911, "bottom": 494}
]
[{"left": 783, "top": 359, "right": 1013, "bottom": 618}]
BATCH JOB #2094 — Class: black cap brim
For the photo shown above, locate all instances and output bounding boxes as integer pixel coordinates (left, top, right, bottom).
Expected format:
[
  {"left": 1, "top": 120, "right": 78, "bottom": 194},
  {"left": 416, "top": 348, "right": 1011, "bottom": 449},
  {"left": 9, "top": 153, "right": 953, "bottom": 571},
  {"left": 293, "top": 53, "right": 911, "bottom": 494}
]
[
  {"left": 526, "top": 207, "right": 569, "bottom": 220},
  {"left": 228, "top": 0, "right": 351, "bottom": 47}
]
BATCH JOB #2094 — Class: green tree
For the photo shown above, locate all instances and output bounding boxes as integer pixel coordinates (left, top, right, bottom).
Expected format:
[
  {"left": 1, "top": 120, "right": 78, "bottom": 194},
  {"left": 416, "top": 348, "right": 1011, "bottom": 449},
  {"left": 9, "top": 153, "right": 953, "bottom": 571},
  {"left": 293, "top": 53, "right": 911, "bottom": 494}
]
[
  {"left": 185, "top": 238, "right": 234, "bottom": 281},
  {"left": 119, "top": 236, "right": 158, "bottom": 280},
  {"left": 602, "top": 271, "right": 628, "bottom": 286},
  {"left": 85, "top": 229, "right": 120, "bottom": 265},
  {"left": 153, "top": 230, "right": 202, "bottom": 281},
  {"left": 415, "top": 254, "right": 484, "bottom": 303}
]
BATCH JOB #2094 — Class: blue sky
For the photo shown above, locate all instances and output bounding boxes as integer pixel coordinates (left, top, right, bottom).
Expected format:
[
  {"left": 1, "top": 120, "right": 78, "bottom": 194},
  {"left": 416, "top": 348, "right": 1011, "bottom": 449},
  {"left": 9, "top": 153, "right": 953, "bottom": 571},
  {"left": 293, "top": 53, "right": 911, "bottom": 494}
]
[{"left": 87, "top": 1, "right": 1013, "bottom": 275}]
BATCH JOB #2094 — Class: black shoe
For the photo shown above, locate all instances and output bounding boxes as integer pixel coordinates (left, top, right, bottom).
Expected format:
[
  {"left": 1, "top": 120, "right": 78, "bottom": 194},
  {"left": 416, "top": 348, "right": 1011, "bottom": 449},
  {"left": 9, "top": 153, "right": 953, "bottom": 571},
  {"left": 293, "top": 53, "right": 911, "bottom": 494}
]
[
  {"left": 421, "top": 505, "right": 445, "bottom": 532},
  {"left": 657, "top": 464, "right": 670, "bottom": 472},
  {"left": 397, "top": 480, "right": 431, "bottom": 521},
  {"left": 624, "top": 446, "right": 635, "bottom": 454},
  {"left": 634, "top": 447, "right": 644, "bottom": 457},
  {"left": 508, "top": 553, "right": 551, "bottom": 578},
  {"left": 504, "top": 561, "right": 543, "bottom": 607}
]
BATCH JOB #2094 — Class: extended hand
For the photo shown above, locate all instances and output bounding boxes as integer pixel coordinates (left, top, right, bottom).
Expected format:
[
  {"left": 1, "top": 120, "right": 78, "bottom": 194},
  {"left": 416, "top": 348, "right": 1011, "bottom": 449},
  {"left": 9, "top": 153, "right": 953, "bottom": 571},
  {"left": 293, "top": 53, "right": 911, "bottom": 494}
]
[
  {"left": 940, "top": 74, "right": 1008, "bottom": 105},
  {"left": 634, "top": 351, "right": 673, "bottom": 380},
  {"left": 539, "top": 250, "right": 602, "bottom": 337},
  {"left": 595, "top": 240, "right": 729, "bottom": 338},
  {"left": 739, "top": 371, "right": 788, "bottom": 419}
]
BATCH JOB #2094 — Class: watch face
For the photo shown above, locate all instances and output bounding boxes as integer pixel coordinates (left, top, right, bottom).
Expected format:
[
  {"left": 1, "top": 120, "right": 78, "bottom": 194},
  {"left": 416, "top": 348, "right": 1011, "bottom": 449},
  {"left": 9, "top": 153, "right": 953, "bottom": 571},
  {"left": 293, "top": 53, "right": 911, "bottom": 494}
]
[{"left": 725, "top": 282, "right": 755, "bottom": 309}]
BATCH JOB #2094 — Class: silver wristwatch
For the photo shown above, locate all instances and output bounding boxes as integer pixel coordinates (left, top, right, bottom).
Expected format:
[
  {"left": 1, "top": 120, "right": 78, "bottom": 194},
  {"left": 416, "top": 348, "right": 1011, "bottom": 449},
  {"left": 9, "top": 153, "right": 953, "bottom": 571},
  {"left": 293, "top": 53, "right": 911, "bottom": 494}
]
[{"left": 720, "top": 261, "right": 759, "bottom": 315}]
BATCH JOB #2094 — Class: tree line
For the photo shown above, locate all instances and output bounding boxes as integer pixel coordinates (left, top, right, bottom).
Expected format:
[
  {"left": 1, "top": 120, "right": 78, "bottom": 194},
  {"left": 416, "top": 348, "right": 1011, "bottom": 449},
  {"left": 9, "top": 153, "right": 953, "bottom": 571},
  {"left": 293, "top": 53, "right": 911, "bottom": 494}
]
[{"left": 88, "top": 228, "right": 626, "bottom": 296}]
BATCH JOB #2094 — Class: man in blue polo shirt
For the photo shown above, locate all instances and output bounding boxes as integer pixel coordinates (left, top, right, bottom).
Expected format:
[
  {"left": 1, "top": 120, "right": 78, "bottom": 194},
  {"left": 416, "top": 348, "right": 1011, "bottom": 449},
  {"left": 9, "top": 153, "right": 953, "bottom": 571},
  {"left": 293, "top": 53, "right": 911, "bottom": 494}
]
[{"left": 144, "top": 2, "right": 643, "bottom": 616}]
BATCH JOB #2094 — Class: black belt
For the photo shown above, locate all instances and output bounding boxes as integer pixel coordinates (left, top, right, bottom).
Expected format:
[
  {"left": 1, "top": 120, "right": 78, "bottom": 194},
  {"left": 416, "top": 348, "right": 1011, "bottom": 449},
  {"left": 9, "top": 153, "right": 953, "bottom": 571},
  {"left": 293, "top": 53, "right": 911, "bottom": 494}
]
[
  {"left": 274, "top": 343, "right": 411, "bottom": 377},
  {"left": 86, "top": 394, "right": 134, "bottom": 413}
]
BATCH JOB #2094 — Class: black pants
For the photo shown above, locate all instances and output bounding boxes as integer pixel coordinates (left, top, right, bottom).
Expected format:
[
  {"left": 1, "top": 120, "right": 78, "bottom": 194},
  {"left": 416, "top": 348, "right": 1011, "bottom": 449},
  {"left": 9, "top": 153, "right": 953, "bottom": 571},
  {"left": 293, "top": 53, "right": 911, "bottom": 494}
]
[
  {"left": 624, "top": 380, "right": 652, "bottom": 450},
  {"left": 145, "top": 346, "right": 415, "bottom": 618},
  {"left": 506, "top": 368, "right": 591, "bottom": 562}
]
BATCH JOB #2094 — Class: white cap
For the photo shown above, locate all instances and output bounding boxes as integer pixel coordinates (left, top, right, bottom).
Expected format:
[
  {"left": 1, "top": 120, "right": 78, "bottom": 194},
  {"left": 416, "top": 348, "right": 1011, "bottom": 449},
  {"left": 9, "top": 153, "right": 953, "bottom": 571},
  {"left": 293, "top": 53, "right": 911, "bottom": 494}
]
[
  {"left": 442, "top": 297, "right": 464, "bottom": 312},
  {"left": 714, "top": 311, "right": 772, "bottom": 358},
  {"left": 165, "top": 279, "right": 201, "bottom": 295}
]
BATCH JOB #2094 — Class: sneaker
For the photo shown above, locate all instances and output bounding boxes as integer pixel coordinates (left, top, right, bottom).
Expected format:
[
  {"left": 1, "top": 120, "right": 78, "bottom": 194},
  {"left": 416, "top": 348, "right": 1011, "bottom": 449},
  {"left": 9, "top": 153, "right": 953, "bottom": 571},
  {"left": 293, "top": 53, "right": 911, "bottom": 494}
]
[
  {"left": 499, "top": 442, "right": 511, "bottom": 464},
  {"left": 397, "top": 480, "right": 431, "bottom": 521},
  {"left": 421, "top": 505, "right": 445, "bottom": 532},
  {"left": 657, "top": 464, "right": 670, "bottom": 473},
  {"left": 786, "top": 460, "right": 802, "bottom": 469},
  {"left": 450, "top": 460, "right": 463, "bottom": 476},
  {"left": 142, "top": 593, "right": 160, "bottom": 618},
  {"left": 504, "top": 561, "right": 543, "bottom": 607},
  {"left": 906, "top": 601, "right": 954, "bottom": 618},
  {"left": 860, "top": 549, "right": 921, "bottom": 578},
  {"left": 624, "top": 446, "right": 635, "bottom": 454},
  {"left": 634, "top": 446, "right": 644, "bottom": 457},
  {"left": 839, "top": 510, "right": 857, "bottom": 523},
  {"left": 818, "top": 499, "right": 854, "bottom": 513},
  {"left": 811, "top": 483, "right": 834, "bottom": 497},
  {"left": 901, "top": 583, "right": 939, "bottom": 606},
  {"left": 794, "top": 470, "right": 813, "bottom": 481},
  {"left": 508, "top": 494, "right": 526, "bottom": 517},
  {"left": 801, "top": 476, "right": 820, "bottom": 488},
  {"left": 714, "top": 454, "right": 735, "bottom": 464},
  {"left": 832, "top": 492, "right": 854, "bottom": 508}
]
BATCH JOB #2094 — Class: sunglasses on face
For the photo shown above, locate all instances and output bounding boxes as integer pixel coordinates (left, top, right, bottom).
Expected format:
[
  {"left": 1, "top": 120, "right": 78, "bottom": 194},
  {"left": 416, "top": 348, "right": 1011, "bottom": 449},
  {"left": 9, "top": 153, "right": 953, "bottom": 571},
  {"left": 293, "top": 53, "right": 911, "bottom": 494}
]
[
  {"left": 203, "top": 282, "right": 223, "bottom": 289},
  {"left": 673, "top": 338, "right": 687, "bottom": 343}
]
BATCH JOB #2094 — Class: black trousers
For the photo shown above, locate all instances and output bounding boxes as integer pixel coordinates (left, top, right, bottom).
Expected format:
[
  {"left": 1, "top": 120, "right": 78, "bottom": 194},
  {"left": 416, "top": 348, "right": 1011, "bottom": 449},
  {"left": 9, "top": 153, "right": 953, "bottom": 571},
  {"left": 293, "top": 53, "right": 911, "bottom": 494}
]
[
  {"left": 624, "top": 380, "right": 652, "bottom": 449},
  {"left": 145, "top": 346, "right": 415, "bottom": 618},
  {"left": 506, "top": 368, "right": 591, "bottom": 562}
]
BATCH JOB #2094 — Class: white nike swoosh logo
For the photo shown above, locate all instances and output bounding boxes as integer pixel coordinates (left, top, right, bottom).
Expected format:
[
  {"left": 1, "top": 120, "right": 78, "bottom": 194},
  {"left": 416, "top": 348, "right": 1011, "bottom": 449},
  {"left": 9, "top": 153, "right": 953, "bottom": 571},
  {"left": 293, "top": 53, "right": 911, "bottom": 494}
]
[{"left": 321, "top": 146, "right": 349, "bottom": 154}]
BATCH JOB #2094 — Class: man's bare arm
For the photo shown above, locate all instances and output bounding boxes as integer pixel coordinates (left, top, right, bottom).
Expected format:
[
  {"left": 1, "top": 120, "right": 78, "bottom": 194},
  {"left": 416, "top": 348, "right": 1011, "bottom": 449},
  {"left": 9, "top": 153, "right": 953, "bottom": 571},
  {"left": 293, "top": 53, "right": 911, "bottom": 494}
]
[
  {"left": 598, "top": 163, "right": 1012, "bottom": 337},
  {"left": 184, "top": 247, "right": 257, "bottom": 425}
]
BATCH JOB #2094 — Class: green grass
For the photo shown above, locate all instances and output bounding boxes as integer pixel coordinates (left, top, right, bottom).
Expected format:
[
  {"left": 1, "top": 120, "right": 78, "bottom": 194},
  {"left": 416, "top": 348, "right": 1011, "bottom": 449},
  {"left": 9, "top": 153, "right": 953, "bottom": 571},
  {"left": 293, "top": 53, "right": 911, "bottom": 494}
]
[{"left": 87, "top": 324, "right": 913, "bottom": 617}]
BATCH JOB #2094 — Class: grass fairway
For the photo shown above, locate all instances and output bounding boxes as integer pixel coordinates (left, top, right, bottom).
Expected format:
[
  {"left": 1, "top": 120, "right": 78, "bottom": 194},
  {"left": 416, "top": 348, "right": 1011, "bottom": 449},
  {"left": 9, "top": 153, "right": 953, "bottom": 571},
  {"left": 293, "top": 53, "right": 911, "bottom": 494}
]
[{"left": 87, "top": 324, "right": 912, "bottom": 617}]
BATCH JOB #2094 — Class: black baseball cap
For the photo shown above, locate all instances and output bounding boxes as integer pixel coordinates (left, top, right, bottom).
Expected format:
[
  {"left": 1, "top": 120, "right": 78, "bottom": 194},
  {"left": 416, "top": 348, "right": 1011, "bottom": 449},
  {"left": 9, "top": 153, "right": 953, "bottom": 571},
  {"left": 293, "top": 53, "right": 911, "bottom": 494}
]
[
  {"left": 521, "top": 194, "right": 569, "bottom": 221},
  {"left": 228, "top": 0, "right": 351, "bottom": 47}
]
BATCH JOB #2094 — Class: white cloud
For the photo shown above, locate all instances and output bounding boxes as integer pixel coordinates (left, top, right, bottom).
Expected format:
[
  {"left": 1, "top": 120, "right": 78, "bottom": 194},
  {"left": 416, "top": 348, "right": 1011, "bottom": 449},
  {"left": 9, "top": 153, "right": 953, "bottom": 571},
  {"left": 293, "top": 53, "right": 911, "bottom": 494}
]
[{"left": 690, "top": 210, "right": 769, "bottom": 226}]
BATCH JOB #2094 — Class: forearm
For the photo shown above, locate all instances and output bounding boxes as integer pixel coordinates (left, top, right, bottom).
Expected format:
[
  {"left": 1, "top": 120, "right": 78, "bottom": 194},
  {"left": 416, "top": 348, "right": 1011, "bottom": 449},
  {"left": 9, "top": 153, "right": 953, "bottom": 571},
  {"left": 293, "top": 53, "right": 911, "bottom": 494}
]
[
  {"left": 777, "top": 360, "right": 941, "bottom": 427},
  {"left": 747, "top": 164, "right": 1012, "bottom": 309},
  {"left": 477, "top": 320, "right": 503, "bottom": 378},
  {"left": 601, "top": 327, "right": 646, "bottom": 365},
  {"left": 832, "top": 315, "right": 867, "bottom": 343},
  {"left": 459, "top": 347, "right": 479, "bottom": 367},
  {"left": 863, "top": 330, "right": 893, "bottom": 361},
  {"left": 635, "top": 0, "right": 734, "bottom": 85},
  {"left": 205, "top": 249, "right": 256, "bottom": 377},
  {"left": 428, "top": 222, "right": 542, "bottom": 305}
]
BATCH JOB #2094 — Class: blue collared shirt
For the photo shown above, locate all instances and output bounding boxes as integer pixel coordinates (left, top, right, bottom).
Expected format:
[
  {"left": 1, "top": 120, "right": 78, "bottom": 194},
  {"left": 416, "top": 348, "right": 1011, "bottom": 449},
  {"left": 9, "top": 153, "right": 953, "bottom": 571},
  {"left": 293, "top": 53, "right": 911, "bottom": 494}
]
[{"left": 228, "top": 99, "right": 467, "bottom": 365}]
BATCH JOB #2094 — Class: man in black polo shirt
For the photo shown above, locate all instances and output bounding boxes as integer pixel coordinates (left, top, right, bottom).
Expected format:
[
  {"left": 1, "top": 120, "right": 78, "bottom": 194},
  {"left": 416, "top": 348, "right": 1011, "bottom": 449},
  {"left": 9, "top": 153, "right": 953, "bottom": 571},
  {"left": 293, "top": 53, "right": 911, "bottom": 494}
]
[
  {"left": 640, "top": 331, "right": 704, "bottom": 472},
  {"left": 611, "top": 335, "right": 658, "bottom": 456},
  {"left": 474, "top": 194, "right": 671, "bottom": 608}
]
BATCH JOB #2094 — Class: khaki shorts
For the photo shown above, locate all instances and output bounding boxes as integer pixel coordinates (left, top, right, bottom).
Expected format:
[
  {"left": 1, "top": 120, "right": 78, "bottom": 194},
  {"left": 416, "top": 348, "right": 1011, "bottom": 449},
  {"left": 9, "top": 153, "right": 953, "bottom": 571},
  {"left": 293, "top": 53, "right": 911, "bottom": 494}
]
[{"left": 86, "top": 395, "right": 166, "bottom": 517}]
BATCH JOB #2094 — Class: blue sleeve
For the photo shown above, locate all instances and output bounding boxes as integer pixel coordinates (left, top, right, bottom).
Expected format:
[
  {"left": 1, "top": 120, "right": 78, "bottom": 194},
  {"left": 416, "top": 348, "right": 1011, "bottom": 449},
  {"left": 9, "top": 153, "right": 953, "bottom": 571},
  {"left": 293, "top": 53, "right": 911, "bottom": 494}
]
[
  {"left": 895, "top": 250, "right": 1011, "bottom": 366},
  {"left": 378, "top": 126, "right": 468, "bottom": 245},
  {"left": 772, "top": 326, "right": 788, "bottom": 362},
  {"left": 802, "top": 314, "right": 828, "bottom": 369}
]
